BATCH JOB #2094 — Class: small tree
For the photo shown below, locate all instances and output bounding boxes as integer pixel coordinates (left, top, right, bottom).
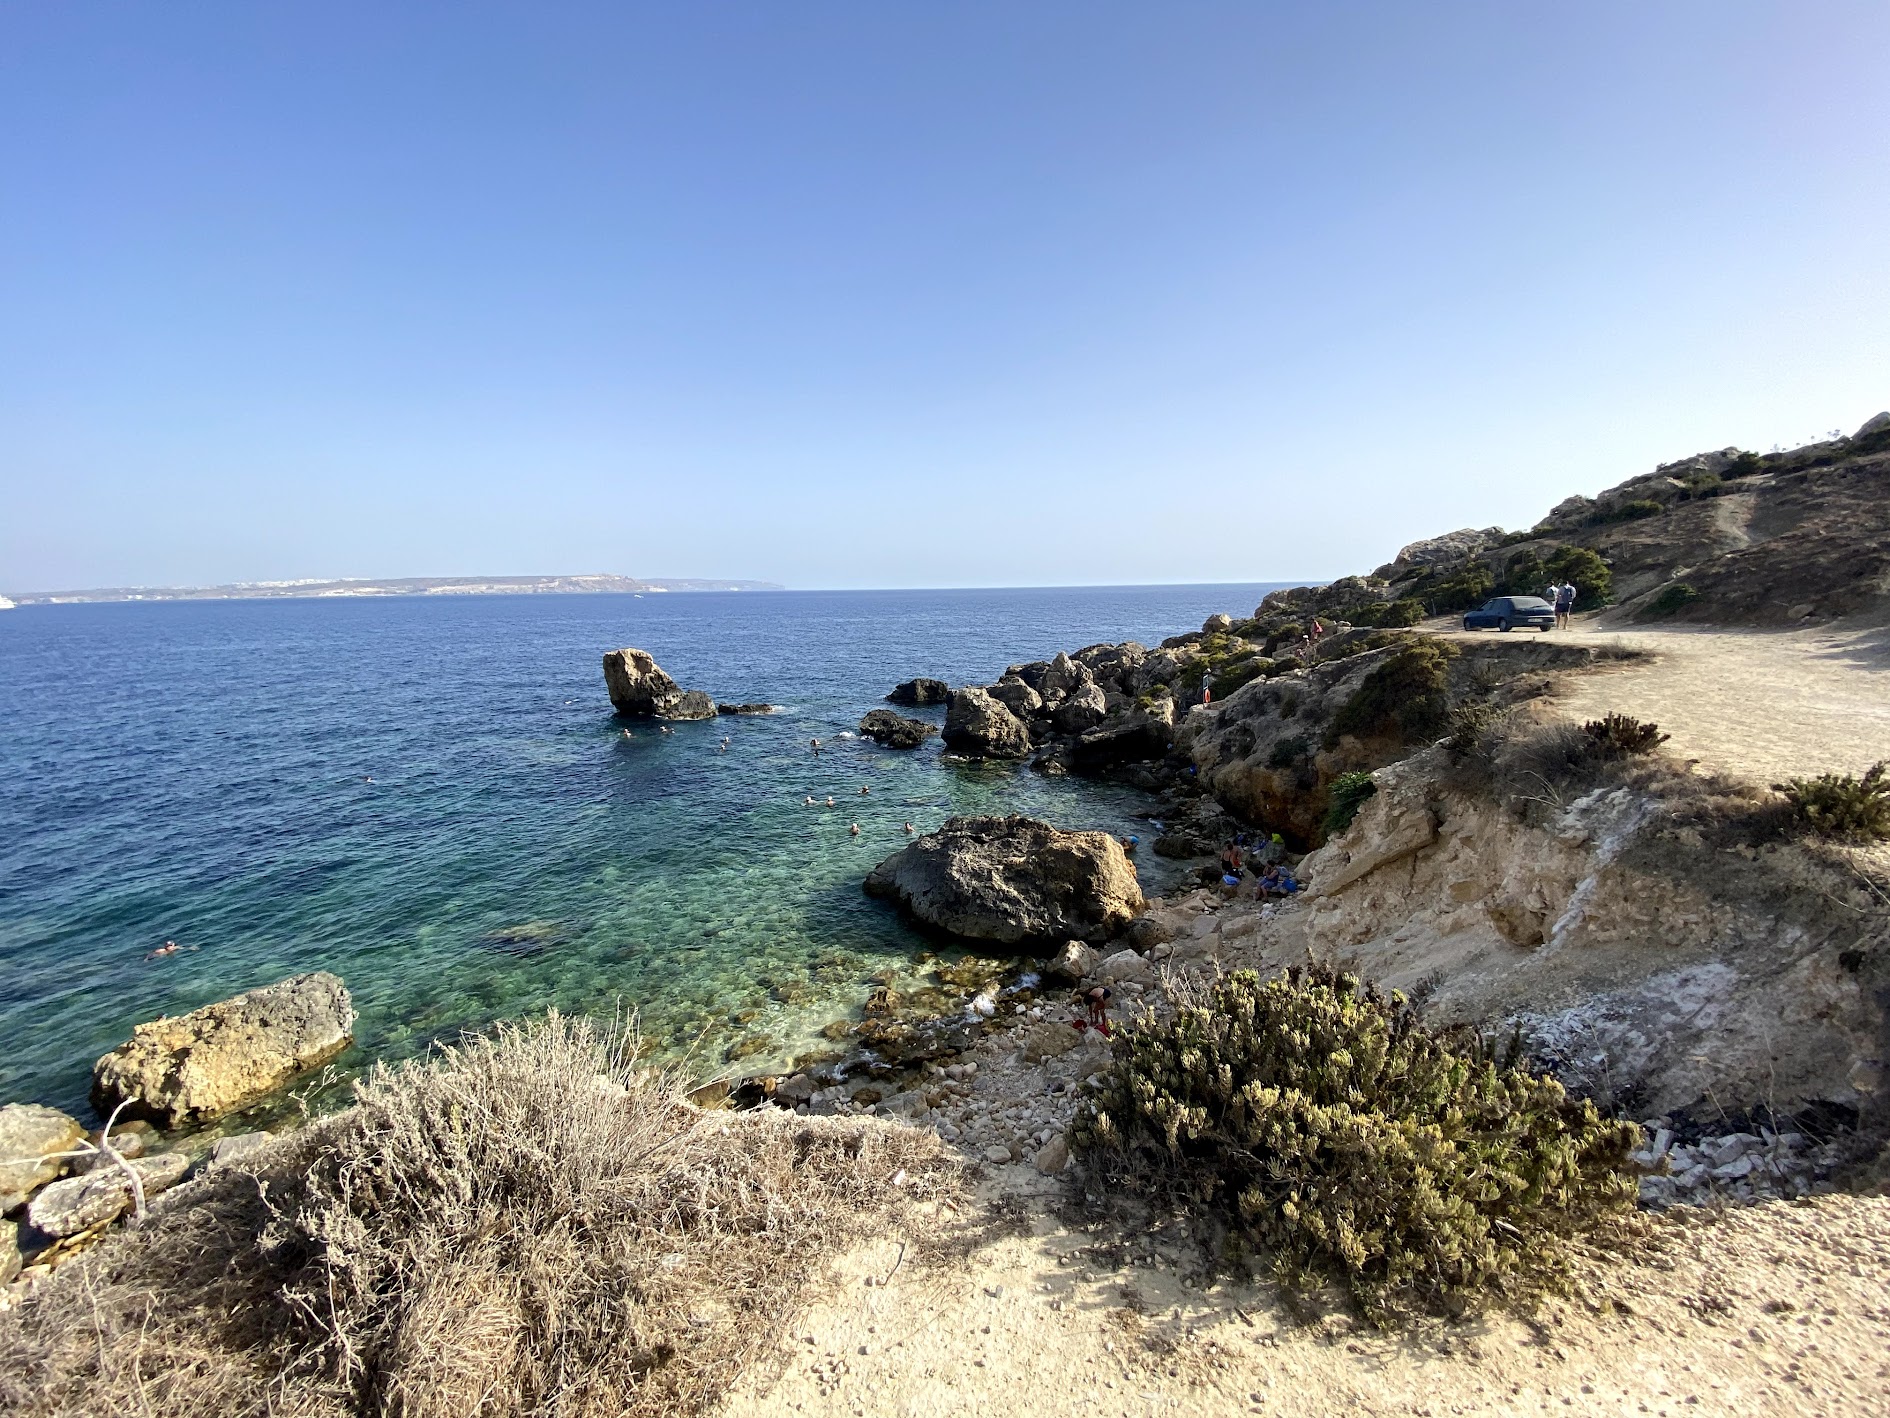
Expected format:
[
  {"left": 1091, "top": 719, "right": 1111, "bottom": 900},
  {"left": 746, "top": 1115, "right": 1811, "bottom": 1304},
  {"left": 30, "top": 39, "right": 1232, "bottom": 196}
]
[{"left": 1544, "top": 546, "right": 1612, "bottom": 610}]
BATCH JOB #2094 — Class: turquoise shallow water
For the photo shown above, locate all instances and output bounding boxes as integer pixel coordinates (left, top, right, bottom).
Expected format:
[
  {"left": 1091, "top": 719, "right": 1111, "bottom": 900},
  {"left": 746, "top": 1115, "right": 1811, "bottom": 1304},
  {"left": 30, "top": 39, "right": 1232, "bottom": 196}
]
[{"left": 0, "top": 585, "right": 1283, "bottom": 1120}]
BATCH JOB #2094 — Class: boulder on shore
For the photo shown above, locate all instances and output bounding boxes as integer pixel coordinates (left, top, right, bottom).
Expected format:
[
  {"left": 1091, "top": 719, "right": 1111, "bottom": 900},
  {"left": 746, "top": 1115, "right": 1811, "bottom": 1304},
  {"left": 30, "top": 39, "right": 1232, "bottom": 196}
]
[
  {"left": 27, "top": 1150, "right": 190, "bottom": 1238},
  {"left": 0, "top": 1103, "right": 85, "bottom": 1214},
  {"left": 92, "top": 972, "right": 356, "bottom": 1127},
  {"left": 886, "top": 677, "right": 951, "bottom": 706},
  {"left": 602, "top": 648, "right": 718, "bottom": 720},
  {"left": 941, "top": 687, "right": 1032, "bottom": 759},
  {"left": 863, "top": 815, "right": 1144, "bottom": 945},
  {"left": 858, "top": 708, "right": 939, "bottom": 750}
]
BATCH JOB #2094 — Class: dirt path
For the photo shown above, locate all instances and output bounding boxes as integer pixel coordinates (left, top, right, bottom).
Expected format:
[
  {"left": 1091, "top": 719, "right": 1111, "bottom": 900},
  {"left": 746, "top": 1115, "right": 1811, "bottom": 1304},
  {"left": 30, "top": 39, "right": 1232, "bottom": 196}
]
[
  {"left": 1435, "top": 617, "right": 1890, "bottom": 785},
  {"left": 719, "top": 1182, "right": 1890, "bottom": 1417}
]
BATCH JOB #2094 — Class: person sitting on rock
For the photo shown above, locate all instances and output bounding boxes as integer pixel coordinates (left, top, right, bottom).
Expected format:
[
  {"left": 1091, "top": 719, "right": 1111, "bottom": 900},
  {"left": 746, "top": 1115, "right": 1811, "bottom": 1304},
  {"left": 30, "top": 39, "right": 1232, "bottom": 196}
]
[{"left": 1256, "top": 864, "right": 1299, "bottom": 897}]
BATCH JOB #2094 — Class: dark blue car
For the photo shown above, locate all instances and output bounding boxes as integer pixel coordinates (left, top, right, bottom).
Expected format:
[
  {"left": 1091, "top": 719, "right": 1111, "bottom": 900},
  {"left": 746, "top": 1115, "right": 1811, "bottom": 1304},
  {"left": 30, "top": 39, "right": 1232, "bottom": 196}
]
[{"left": 1462, "top": 595, "right": 1555, "bottom": 632}]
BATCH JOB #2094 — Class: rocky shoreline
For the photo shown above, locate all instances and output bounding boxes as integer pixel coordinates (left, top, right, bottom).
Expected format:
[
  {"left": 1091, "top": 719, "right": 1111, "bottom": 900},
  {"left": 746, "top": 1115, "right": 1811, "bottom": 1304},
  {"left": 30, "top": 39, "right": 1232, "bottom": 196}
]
[{"left": 11, "top": 404, "right": 1890, "bottom": 1313}]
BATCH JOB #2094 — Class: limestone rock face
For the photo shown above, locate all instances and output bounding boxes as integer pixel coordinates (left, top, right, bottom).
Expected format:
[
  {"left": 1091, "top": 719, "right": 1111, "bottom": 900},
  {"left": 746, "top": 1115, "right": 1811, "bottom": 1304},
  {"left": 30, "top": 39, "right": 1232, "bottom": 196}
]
[
  {"left": 941, "top": 687, "right": 1032, "bottom": 759},
  {"left": 92, "top": 972, "right": 356, "bottom": 1127},
  {"left": 0, "top": 1104, "right": 84, "bottom": 1214},
  {"left": 27, "top": 1150, "right": 189, "bottom": 1238},
  {"left": 1050, "top": 681, "right": 1109, "bottom": 735},
  {"left": 987, "top": 675, "right": 1044, "bottom": 717},
  {"left": 863, "top": 814, "right": 1144, "bottom": 945},
  {"left": 1038, "top": 652, "right": 1089, "bottom": 704},
  {"left": 858, "top": 708, "right": 939, "bottom": 750},
  {"left": 1, "top": 1219, "right": 19, "bottom": 1285},
  {"left": 1392, "top": 526, "right": 1504, "bottom": 568},
  {"left": 1202, "top": 613, "right": 1234, "bottom": 633},
  {"left": 886, "top": 677, "right": 950, "bottom": 706},
  {"left": 602, "top": 648, "right": 717, "bottom": 719}
]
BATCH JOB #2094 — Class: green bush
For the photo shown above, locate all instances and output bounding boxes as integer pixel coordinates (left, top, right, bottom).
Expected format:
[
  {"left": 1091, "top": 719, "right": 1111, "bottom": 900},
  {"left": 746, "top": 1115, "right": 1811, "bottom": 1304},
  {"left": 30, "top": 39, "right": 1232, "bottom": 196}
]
[
  {"left": 1581, "top": 713, "right": 1669, "bottom": 757},
  {"left": 1340, "top": 598, "right": 1425, "bottom": 629},
  {"left": 1264, "top": 655, "right": 1303, "bottom": 677},
  {"left": 1722, "top": 450, "right": 1766, "bottom": 479},
  {"left": 1423, "top": 565, "right": 1494, "bottom": 615},
  {"left": 1263, "top": 622, "right": 1305, "bottom": 655},
  {"left": 1642, "top": 582, "right": 1699, "bottom": 618},
  {"left": 1071, "top": 966, "right": 1641, "bottom": 1323},
  {"left": 1543, "top": 546, "right": 1613, "bottom": 610},
  {"left": 1323, "top": 770, "right": 1378, "bottom": 835},
  {"left": 1774, "top": 762, "right": 1890, "bottom": 841},
  {"left": 1592, "top": 498, "right": 1664, "bottom": 525},
  {"left": 1323, "top": 642, "right": 1456, "bottom": 748},
  {"left": 1268, "top": 733, "right": 1312, "bottom": 770}
]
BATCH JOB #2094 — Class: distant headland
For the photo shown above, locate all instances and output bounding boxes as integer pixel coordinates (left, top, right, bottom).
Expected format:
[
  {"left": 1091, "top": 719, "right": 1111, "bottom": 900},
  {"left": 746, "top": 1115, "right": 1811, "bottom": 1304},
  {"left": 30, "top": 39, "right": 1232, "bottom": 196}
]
[{"left": 1, "top": 573, "right": 785, "bottom": 606}]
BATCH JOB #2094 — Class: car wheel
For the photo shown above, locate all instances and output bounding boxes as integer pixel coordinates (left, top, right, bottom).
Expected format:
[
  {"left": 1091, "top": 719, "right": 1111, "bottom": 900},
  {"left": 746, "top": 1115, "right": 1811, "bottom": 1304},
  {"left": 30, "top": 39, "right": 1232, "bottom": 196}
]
[{"left": 1498, "top": 618, "right": 1512, "bottom": 632}]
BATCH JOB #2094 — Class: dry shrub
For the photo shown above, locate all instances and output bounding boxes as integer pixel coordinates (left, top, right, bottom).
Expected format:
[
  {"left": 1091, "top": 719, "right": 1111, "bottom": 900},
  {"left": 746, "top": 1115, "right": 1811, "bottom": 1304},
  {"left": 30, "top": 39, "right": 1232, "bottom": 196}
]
[
  {"left": 0, "top": 1013, "right": 963, "bottom": 1418},
  {"left": 1581, "top": 713, "right": 1669, "bottom": 757}
]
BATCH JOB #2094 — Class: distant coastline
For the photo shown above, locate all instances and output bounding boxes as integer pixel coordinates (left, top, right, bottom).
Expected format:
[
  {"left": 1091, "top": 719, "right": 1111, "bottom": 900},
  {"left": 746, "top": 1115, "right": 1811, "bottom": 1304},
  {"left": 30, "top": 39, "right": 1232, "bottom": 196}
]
[{"left": 2, "top": 573, "right": 785, "bottom": 605}]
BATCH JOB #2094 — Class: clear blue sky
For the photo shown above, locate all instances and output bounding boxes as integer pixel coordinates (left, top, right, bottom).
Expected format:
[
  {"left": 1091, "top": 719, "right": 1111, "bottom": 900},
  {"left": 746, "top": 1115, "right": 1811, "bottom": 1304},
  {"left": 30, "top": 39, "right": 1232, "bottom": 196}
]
[{"left": 3, "top": 2, "right": 1887, "bottom": 592}]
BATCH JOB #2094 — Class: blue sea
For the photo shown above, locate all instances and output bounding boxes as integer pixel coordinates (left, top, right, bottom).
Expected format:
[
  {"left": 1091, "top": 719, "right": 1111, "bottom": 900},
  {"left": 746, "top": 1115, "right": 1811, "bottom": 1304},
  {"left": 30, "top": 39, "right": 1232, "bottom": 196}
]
[{"left": 0, "top": 585, "right": 1283, "bottom": 1122}]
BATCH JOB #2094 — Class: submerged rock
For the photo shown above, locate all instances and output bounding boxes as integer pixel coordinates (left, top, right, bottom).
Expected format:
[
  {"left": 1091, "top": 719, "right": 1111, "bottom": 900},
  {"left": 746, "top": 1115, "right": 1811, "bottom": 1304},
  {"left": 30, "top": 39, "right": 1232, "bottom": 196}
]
[
  {"left": 92, "top": 972, "right": 356, "bottom": 1127},
  {"left": 858, "top": 708, "right": 939, "bottom": 750},
  {"left": 941, "top": 687, "right": 1031, "bottom": 759},
  {"left": 0, "top": 1104, "right": 84, "bottom": 1214},
  {"left": 602, "top": 648, "right": 718, "bottom": 720},
  {"left": 716, "top": 702, "right": 777, "bottom": 715},
  {"left": 863, "top": 814, "right": 1144, "bottom": 945},
  {"left": 886, "top": 677, "right": 951, "bottom": 706}
]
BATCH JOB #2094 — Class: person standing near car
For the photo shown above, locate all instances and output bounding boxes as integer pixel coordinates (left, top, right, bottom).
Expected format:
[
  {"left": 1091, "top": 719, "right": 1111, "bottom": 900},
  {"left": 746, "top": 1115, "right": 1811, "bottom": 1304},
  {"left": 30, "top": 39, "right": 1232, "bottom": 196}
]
[{"left": 1555, "top": 582, "right": 1576, "bottom": 630}]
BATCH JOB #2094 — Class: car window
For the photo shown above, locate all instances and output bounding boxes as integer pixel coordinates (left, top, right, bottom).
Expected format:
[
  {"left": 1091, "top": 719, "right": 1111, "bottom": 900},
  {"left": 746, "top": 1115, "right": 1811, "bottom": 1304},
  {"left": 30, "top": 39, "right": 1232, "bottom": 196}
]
[{"left": 1510, "top": 597, "right": 1552, "bottom": 611}]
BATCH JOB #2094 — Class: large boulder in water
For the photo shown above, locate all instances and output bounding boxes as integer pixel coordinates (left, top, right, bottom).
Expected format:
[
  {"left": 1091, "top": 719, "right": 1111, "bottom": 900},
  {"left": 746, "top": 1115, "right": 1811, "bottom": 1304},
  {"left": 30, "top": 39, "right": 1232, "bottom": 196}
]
[
  {"left": 941, "top": 687, "right": 1031, "bottom": 759},
  {"left": 859, "top": 708, "right": 939, "bottom": 749},
  {"left": 92, "top": 972, "right": 356, "bottom": 1127},
  {"left": 863, "top": 815, "right": 1144, "bottom": 945},
  {"left": 886, "top": 677, "right": 951, "bottom": 706},
  {"left": 603, "top": 648, "right": 718, "bottom": 720}
]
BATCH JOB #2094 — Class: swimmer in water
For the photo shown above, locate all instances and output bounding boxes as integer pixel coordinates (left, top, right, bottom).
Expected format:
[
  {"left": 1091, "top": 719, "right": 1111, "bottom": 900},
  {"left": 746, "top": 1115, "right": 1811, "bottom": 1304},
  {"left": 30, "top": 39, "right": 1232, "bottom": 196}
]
[
  {"left": 860, "top": 785, "right": 870, "bottom": 795},
  {"left": 825, "top": 796, "right": 836, "bottom": 807},
  {"left": 622, "top": 729, "right": 634, "bottom": 740},
  {"left": 849, "top": 822, "right": 860, "bottom": 836},
  {"left": 903, "top": 821, "right": 915, "bottom": 834},
  {"left": 720, "top": 737, "right": 730, "bottom": 751},
  {"left": 145, "top": 940, "right": 180, "bottom": 960},
  {"left": 804, "top": 795, "right": 815, "bottom": 806},
  {"left": 660, "top": 724, "right": 673, "bottom": 735},
  {"left": 811, "top": 737, "right": 822, "bottom": 756}
]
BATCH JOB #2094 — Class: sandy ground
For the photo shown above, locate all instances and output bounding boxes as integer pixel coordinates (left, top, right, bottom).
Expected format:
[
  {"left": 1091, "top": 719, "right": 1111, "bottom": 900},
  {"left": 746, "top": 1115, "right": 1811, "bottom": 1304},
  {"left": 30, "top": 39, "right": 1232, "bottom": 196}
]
[
  {"left": 1433, "top": 616, "right": 1890, "bottom": 785},
  {"left": 719, "top": 1178, "right": 1890, "bottom": 1418}
]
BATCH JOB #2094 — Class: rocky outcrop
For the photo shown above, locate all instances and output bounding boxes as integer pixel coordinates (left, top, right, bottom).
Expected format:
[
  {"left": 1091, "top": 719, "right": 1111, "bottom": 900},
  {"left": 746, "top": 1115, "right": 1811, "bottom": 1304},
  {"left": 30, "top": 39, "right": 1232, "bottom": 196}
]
[
  {"left": 92, "top": 972, "right": 356, "bottom": 1127},
  {"left": 716, "top": 702, "right": 777, "bottom": 715},
  {"left": 941, "top": 688, "right": 1031, "bottom": 759},
  {"left": 1, "top": 1219, "right": 18, "bottom": 1285},
  {"left": 886, "top": 678, "right": 950, "bottom": 706},
  {"left": 0, "top": 1104, "right": 84, "bottom": 1214},
  {"left": 863, "top": 815, "right": 1144, "bottom": 945},
  {"left": 1267, "top": 749, "right": 1889, "bottom": 1122},
  {"left": 1391, "top": 527, "right": 1504, "bottom": 569},
  {"left": 603, "top": 648, "right": 718, "bottom": 719},
  {"left": 858, "top": 708, "right": 939, "bottom": 750},
  {"left": 27, "top": 1150, "right": 189, "bottom": 1238}
]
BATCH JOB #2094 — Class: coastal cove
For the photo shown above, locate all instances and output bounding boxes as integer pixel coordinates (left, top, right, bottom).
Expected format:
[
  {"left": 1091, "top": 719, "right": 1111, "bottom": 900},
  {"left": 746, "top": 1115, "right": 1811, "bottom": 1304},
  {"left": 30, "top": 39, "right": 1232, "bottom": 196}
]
[{"left": 0, "top": 584, "right": 1283, "bottom": 1121}]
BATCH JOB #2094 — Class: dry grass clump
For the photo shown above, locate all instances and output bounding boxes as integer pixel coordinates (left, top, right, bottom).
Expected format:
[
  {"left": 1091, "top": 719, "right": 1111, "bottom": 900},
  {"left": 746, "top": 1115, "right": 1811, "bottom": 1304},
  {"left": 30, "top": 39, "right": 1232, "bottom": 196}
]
[{"left": 0, "top": 1013, "right": 963, "bottom": 1418}]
